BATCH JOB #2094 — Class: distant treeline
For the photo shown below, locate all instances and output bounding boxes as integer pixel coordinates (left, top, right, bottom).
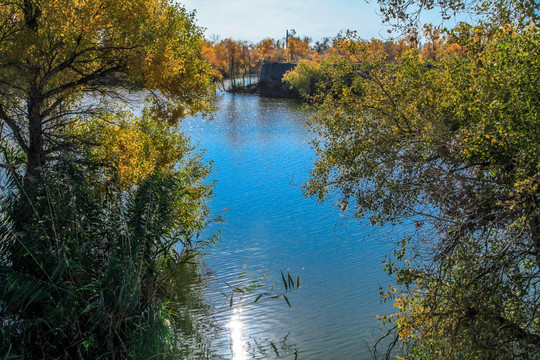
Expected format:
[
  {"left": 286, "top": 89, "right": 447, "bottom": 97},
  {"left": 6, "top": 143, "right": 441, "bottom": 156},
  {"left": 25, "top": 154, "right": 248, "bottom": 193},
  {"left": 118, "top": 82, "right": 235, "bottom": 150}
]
[{"left": 202, "top": 28, "right": 452, "bottom": 91}]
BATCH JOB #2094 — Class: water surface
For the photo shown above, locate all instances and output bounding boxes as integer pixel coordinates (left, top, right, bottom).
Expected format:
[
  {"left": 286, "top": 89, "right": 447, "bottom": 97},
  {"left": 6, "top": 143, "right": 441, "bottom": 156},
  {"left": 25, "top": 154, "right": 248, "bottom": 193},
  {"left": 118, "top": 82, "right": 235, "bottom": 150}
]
[{"left": 180, "top": 92, "right": 406, "bottom": 359}]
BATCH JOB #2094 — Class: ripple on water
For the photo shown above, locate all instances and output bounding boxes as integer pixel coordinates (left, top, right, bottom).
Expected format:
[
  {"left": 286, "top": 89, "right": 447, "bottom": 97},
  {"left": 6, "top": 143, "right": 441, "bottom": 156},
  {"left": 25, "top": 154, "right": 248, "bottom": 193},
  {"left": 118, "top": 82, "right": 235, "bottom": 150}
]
[{"left": 180, "top": 93, "right": 405, "bottom": 360}]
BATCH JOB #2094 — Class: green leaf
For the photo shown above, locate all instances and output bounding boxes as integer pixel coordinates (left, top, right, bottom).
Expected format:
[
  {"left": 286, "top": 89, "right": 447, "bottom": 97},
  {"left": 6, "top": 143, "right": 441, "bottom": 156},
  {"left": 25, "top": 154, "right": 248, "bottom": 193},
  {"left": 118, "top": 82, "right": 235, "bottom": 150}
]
[
  {"left": 283, "top": 295, "right": 291, "bottom": 308},
  {"left": 281, "top": 270, "right": 288, "bottom": 291},
  {"left": 288, "top": 272, "right": 294, "bottom": 288}
]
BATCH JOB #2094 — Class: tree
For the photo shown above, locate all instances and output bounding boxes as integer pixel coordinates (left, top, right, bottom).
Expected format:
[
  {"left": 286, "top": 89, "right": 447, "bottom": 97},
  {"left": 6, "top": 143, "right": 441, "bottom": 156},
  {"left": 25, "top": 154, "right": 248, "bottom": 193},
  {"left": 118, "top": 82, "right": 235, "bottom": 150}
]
[
  {"left": 0, "top": 1, "right": 218, "bottom": 358},
  {"left": 256, "top": 38, "right": 277, "bottom": 61},
  {"left": 287, "top": 36, "right": 312, "bottom": 62},
  {"left": 0, "top": 0, "right": 214, "bottom": 186},
  {"left": 205, "top": 38, "right": 262, "bottom": 91},
  {"left": 287, "top": 1, "right": 540, "bottom": 358},
  {"left": 239, "top": 40, "right": 256, "bottom": 87},
  {"left": 283, "top": 58, "right": 330, "bottom": 98},
  {"left": 213, "top": 38, "right": 241, "bottom": 88},
  {"left": 313, "top": 37, "right": 332, "bottom": 55},
  {"left": 202, "top": 39, "right": 223, "bottom": 84},
  {"left": 284, "top": 37, "right": 414, "bottom": 97},
  {"left": 0, "top": 133, "right": 215, "bottom": 358}
]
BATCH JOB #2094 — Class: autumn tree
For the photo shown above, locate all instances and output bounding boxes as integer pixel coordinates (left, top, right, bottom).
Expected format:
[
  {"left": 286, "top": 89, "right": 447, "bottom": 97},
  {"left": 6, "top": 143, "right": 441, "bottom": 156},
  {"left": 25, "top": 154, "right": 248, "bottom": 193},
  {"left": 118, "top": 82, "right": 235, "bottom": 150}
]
[
  {"left": 256, "top": 37, "right": 277, "bottom": 61},
  {"left": 0, "top": 1, "right": 217, "bottom": 358},
  {"left": 287, "top": 0, "right": 540, "bottom": 358},
  {"left": 204, "top": 38, "right": 276, "bottom": 91},
  {"left": 202, "top": 39, "right": 223, "bottom": 84},
  {"left": 211, "top": 38, "right": 242, "bottom": 88},
  {"left": 420, "top": 24, "right": 443, "bottom": 60},
  {"left": 287, "top": 35, "right": 312, "bottom": 61},
  {"left": 313, "top": 37, "right": 332, "bottom": 55},
  {"left": 0, "top": 0, "right": 214, "bottom": 187},
  {"left": 284, "top": 36, "right": 414, "bottom": 97},
  {"left": 239, "top": 40, "right": 257, "bottom": 87}
]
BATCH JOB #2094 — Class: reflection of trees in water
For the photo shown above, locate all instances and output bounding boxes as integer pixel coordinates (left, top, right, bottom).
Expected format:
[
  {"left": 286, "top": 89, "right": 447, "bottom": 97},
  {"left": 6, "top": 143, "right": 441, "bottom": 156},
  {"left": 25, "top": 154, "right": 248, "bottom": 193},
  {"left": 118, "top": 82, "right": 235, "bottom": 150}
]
[
  {"left": 224, "top": 95, "right": 241, "bottom": 146},
  {"left": 220, "top": 93, "right": 311, "bottom": 149},
  {"left": 168, "top": 254, "right": 298, "bottom": 359},
  {"left": 166, "top": 254, "right": 224, "bottom": 359}
]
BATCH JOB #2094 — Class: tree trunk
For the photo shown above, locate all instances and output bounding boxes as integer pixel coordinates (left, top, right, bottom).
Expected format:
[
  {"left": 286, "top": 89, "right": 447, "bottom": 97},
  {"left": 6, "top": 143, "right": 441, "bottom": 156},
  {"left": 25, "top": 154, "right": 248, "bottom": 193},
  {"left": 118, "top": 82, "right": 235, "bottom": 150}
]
[
  {"left": 230, "top": 58, "right": 235, "bottom": 91},
  {"left": 24, "top": 96, "right": 44, "bottom": 186}
]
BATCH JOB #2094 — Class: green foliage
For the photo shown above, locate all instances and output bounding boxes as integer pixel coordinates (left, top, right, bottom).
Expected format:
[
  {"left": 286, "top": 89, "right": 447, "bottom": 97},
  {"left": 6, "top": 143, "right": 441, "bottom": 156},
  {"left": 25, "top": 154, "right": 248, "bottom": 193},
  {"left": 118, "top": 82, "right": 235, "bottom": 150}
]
[
  {"left": 288, "top": 12, "right": 540, "bottom": 360},
  {"left": 283, "top": 59, "right": 331, "bottom": 98},
  {"left": 379, "top": 235, "right": 540, "bottom": 360},
  {"left": 0, "top": 148, "right": 214, "bottom": 358},
  {"left": 0, "top": 1, "right": 221, "bottom": 358},
  {"left": 0, "top": 103, "right": 216, "bottom": 358}
]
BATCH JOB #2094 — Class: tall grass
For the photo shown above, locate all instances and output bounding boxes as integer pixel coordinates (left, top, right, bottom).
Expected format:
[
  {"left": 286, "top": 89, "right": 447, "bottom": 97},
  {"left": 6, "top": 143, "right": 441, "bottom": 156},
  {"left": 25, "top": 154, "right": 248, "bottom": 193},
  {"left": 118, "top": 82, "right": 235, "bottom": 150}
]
[{"left": 0, "top": 158, "right": 215, "bottom": 359}]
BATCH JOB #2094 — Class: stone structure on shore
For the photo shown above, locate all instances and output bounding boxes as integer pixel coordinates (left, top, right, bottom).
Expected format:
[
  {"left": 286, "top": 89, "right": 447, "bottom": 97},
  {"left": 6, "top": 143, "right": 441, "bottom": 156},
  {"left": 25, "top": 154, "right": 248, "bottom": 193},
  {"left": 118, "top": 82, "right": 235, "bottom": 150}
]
[{"left": 258, "top": 62, "right": 300, "bottom": 98}]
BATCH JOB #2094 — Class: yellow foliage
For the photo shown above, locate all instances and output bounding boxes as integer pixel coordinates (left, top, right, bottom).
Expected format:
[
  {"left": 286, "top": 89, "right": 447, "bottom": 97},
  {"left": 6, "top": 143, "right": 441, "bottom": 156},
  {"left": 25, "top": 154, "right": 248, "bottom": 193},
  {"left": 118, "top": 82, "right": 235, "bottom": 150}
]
[
  {"left": 287, "top": 37, "right": 312, "bottom": 61},
  {"left": 1, "top": 0, "right": 215, "bottom": 120},
  {"left": 72, "top": 109, "right": 190, "bottom": 189}
]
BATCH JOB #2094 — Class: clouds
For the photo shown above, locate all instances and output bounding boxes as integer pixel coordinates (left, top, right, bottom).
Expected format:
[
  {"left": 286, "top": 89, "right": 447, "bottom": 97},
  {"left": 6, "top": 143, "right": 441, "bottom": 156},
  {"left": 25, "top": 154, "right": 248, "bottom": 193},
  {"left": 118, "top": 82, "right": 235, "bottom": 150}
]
[{"left": 180, "top": 0, "right": 388, "bottom": 42}]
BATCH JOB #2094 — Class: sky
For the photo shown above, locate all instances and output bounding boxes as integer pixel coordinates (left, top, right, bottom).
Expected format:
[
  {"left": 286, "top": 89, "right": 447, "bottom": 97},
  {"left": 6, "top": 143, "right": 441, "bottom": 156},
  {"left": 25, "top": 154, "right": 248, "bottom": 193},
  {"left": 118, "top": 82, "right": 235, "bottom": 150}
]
[{"left": 180, "top": 0, "right": 396, "bottom": 43}]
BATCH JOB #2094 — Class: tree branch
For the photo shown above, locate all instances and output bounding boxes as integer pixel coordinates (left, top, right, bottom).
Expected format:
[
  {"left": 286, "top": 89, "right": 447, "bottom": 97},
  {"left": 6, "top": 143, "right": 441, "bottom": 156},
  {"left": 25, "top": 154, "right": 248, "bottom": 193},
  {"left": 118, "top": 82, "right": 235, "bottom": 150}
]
[
  {"left": 0, "top": 105, "right": 29, "bottom": 156},
  {"left": 42, "top": 65, "right": 124, "bottom": 99}
]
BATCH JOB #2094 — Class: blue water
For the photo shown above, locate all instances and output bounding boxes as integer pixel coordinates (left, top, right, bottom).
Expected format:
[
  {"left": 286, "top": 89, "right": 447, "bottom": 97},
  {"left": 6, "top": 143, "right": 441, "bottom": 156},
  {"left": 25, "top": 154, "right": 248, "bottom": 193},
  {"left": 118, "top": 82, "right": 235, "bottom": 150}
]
[{"left": 180, "top": 92, "right": 406, "bottom": 359}]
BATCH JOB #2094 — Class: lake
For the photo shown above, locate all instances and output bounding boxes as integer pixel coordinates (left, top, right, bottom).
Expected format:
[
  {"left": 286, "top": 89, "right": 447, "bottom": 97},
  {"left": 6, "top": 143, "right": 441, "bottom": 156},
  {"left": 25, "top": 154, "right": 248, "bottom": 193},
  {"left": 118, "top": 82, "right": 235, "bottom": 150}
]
[{"left": 178, "top": 92, "right": 408, "bottom": 359}]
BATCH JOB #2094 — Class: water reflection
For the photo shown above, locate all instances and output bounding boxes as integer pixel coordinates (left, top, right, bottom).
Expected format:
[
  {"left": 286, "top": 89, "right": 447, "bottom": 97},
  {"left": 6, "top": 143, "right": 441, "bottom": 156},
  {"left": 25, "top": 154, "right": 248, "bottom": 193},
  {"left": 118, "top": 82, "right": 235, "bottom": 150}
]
[
  {"left": 228, "top": 308, "right": 249, "bottom": 360},
  {"left": 224, "top": 94, "right": 241, "bottom": 146},
  {"left": 166, "top": 255, "right": 223, "bottom": 359},
  {"left": 180, "top": 92, "right": 404, "bottom": 359}
]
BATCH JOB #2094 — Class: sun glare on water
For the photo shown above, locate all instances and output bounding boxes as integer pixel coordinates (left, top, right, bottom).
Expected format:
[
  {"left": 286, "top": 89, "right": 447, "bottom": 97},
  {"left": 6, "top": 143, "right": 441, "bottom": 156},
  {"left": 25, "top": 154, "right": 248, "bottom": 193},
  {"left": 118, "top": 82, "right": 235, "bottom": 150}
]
[{"left": 228, "top": 308, "right": 249, "bottom": 360}]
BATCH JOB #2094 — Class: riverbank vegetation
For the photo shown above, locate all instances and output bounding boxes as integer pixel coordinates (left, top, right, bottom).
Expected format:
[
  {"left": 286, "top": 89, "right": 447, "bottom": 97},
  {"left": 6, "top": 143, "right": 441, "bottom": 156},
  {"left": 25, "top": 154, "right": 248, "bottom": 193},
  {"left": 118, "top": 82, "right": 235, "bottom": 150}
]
[
  {"left": 202, "top": 31, "right": 417, "bottom": 94},
  {"left": 202, "top": 33, "right": 315, "bottom": 92},
  {"left": 3, "top": 0, "right": 539, "bottom": 358},
  {"left": 285, "top": 0, "right": 540, "bottom": 358},
  {"left": 0, "top": 0, "right": 219, "bottom": 358}
]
